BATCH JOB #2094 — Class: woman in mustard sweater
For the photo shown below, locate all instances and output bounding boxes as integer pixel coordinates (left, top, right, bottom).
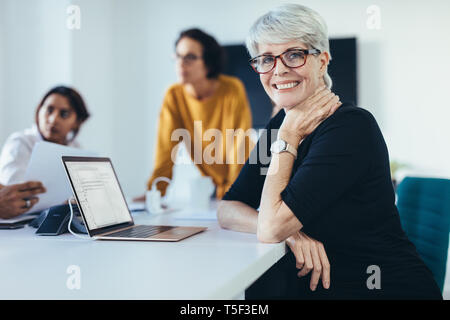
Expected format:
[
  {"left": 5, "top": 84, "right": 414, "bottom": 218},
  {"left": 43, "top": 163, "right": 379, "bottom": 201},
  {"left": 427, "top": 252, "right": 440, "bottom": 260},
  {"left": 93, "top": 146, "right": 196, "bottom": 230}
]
[{"left": 144, "top": 28, "right": 253, "bottom": 199}]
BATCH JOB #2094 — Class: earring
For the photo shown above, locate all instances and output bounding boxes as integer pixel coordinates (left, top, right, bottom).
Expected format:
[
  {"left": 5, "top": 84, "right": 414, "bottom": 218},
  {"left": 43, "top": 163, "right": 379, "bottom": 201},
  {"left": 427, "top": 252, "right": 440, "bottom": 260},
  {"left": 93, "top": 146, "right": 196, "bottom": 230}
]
[{"left": 66, "top": 130, "right": 75, "bottom": 142}]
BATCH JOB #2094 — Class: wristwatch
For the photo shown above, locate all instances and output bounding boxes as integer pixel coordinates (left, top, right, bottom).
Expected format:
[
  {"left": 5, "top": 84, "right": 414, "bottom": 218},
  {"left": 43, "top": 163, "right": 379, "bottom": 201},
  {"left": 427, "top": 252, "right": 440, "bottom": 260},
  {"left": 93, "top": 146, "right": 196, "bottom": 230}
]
[{"left": 270, "top": 139, "right": 298, "bottom": 159}]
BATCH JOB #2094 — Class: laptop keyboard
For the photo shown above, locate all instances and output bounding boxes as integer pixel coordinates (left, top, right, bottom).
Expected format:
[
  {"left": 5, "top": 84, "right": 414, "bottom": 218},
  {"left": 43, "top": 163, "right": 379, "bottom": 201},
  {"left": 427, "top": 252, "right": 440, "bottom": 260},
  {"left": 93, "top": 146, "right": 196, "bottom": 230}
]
[{"left": 106, "top": 225, "right": 174, "bottom": 238}]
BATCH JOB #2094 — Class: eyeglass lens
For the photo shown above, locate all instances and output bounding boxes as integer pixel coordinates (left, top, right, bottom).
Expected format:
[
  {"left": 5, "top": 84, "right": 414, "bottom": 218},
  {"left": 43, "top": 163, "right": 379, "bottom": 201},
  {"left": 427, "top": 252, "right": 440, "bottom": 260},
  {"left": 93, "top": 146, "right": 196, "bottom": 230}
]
[
  {"left": 252, "top": 50, "right": 306, "bottom": 73},
  {"left": 175, "top": 53, "right": 200, "bottom": 64}
]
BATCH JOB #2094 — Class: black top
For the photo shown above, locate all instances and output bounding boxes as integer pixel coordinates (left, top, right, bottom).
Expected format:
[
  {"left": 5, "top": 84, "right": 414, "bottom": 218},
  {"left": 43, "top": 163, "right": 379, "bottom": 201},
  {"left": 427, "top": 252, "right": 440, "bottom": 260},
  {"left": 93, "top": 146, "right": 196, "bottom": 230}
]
[{"left": 223, "top": 103, "right": 442, "bottom": 299}]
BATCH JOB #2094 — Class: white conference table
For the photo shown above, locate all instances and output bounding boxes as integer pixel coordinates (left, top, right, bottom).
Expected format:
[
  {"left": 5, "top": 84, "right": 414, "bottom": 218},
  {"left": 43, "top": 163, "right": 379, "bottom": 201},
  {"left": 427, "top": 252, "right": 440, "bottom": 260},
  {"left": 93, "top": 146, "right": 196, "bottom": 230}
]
[{"left": 0, "top": 204, "right": 286, "bottom": 300}]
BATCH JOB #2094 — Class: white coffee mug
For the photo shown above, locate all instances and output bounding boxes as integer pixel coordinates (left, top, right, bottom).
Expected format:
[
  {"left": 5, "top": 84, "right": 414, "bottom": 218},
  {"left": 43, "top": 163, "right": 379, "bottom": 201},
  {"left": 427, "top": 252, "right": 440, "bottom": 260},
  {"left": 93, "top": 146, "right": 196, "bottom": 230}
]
[{"left": 146, "top": 189, "right": 163, "bottom": 214}]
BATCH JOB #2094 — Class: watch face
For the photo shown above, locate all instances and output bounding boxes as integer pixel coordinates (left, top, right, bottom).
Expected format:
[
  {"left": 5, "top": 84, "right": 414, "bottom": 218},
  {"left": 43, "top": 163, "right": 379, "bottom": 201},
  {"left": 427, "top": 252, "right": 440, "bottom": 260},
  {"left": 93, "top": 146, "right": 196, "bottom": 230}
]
[{"left": 271, "top": 140, "right": 287, "bottom": 153}]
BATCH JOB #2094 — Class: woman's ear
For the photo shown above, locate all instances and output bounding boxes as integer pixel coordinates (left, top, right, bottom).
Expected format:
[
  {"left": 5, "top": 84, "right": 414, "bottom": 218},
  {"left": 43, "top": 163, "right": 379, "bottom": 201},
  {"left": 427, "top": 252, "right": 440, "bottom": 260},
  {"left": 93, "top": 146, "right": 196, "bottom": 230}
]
[{"left": 319, "top": 51, "right": 330, "bottom": 76}]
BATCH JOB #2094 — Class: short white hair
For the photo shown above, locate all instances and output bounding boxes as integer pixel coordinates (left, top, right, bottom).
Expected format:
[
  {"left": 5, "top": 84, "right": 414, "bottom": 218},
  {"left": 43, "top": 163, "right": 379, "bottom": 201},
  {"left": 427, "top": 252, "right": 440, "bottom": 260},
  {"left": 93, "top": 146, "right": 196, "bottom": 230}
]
[{"left": 246, "top": 4, "right": 333, "bottom": 88}]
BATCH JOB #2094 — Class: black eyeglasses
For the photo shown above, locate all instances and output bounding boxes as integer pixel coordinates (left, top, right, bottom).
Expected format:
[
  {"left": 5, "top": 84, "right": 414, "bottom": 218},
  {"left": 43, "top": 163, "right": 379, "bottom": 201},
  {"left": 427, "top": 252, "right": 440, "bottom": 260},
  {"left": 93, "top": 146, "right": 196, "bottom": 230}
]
[
  {"left": 174, "top": 53, "right": 202, "bottom": 65},
  {"left": 249, "top": 48, "right": 321, "bottom": 74}
]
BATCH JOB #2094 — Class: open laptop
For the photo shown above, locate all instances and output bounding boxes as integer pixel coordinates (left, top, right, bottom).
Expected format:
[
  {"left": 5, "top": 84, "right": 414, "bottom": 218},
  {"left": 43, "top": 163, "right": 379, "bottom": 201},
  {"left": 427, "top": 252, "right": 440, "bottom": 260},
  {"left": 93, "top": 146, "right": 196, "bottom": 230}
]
[{"left": 61, "top": 156, "right": 206, "bottom": 241}]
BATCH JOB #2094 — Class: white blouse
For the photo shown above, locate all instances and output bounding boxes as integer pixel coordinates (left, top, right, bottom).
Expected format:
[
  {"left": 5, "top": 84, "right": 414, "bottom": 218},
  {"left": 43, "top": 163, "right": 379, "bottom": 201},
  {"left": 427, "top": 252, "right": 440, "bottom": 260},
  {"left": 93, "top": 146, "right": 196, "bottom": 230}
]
[{"left": 0, "top": 125, "right": 80, "bottom": 185}]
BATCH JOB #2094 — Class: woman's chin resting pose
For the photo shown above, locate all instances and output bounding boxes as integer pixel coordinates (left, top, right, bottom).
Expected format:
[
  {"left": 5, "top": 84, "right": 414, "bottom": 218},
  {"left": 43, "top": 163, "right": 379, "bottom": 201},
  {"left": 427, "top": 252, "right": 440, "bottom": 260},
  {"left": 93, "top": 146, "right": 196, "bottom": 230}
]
[{"left": 217, "top": 4, "right": 442, "bottom": 300}]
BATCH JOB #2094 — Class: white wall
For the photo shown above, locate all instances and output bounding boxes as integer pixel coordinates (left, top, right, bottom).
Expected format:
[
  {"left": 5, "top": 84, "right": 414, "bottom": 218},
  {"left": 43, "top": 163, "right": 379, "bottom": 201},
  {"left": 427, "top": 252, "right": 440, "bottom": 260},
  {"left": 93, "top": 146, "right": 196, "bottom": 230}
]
[
  {"left": 0, "top": 1, "right": 5, "bottom": 141},
  {"left": 69, "top": 0, "right": 116, "bottom": 166},
  {"left": 1, "top": 0, "right": 450, "bottom": 191},
  {"left": 0, "top": 0, "right": 72, "bottom": 140}
]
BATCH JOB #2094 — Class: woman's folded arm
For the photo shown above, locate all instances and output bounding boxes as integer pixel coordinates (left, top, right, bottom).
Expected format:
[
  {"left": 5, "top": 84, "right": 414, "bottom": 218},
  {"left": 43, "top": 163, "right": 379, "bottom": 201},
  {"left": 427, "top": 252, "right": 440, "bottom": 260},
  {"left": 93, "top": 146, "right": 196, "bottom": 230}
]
[{"left": 217, "top": 200, "right": 258, "bottom": 234}]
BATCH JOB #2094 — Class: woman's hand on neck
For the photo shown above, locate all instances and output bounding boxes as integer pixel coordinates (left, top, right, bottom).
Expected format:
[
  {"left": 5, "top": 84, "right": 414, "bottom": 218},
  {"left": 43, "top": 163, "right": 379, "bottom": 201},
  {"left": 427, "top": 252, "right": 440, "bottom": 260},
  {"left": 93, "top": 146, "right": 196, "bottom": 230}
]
[{"left": 281, "top": 79, "right": 327, "bottom": 113}]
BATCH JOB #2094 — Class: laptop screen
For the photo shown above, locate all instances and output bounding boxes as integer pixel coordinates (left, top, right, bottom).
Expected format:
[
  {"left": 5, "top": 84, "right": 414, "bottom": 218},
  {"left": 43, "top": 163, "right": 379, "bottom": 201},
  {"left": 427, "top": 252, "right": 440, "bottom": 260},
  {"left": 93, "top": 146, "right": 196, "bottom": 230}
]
[{"left": 64, "top": 159, "right": 132, "bottom": 231}]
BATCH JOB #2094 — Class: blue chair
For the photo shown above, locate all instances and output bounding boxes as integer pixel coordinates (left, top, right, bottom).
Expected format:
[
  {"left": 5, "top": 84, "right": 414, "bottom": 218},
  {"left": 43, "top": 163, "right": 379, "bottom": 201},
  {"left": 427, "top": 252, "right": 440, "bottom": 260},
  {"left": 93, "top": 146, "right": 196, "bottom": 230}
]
[{"left": 396, "top": 177, "right": 450, "bottom": 292}]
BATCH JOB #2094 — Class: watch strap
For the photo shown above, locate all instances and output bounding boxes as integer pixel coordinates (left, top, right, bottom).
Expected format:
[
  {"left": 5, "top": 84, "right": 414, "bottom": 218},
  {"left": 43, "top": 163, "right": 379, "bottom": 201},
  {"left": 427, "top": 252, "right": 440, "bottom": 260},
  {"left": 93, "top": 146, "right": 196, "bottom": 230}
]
[{"left": 285, "top": 143, "right": 298, "bottom": 159}]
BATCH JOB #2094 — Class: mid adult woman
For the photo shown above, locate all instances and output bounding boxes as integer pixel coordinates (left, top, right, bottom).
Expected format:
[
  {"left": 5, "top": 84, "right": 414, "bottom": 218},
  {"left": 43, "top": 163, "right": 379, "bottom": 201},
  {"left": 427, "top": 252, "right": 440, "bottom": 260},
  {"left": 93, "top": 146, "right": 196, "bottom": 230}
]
[
  {"left": 218, "top": 4, "right": 441, "bottom": 299},
  {"left": 0, "top": 86, "right": 90, "bottom": 185},
  {"left": 141, "top": 28, "right": 253, "bottom": 199}
]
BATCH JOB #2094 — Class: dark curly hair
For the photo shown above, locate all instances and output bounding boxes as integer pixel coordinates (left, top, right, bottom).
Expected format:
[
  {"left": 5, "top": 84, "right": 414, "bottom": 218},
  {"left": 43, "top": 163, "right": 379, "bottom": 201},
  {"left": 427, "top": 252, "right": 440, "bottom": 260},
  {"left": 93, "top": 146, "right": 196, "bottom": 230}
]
[{"left": 175, "top": 28, "right": 224, "bottom": 79}]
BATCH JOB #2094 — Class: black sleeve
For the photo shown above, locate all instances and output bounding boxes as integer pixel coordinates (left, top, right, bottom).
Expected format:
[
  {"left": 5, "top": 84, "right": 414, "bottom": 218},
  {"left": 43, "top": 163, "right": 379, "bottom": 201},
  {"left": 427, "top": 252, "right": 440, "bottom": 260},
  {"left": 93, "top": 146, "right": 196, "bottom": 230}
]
[
  {"left": 280, "top": 109, "right": 375, "bottom": 228},
  {"left": 222, "top": 110, "right": 285, "bottom": 209}
]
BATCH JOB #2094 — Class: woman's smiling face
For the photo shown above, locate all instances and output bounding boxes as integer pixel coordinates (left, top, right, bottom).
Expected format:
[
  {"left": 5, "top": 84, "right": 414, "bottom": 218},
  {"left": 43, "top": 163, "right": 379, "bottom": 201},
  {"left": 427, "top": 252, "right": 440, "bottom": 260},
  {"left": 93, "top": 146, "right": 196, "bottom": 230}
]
[{"left": 257, "top": 40, "right": 330, "bottom": 110}]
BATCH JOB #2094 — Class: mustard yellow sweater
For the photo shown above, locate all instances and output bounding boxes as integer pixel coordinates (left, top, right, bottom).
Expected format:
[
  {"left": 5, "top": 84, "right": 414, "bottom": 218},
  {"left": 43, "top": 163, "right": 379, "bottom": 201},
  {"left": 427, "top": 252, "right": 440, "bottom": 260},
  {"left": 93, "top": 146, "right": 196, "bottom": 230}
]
[{"left": 148, "top": 75, "right": 254, "bottom": 198}]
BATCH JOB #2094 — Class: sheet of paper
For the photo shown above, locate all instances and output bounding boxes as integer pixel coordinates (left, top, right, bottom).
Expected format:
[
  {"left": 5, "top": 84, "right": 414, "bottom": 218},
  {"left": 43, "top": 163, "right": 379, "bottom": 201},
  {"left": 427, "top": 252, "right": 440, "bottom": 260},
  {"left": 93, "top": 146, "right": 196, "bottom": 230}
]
[
  {"left": 127, "top": 201, "right": 146, "bottom": 212},
  {"left": 23, "top": 141, "right": 97, "bottom": 214}
]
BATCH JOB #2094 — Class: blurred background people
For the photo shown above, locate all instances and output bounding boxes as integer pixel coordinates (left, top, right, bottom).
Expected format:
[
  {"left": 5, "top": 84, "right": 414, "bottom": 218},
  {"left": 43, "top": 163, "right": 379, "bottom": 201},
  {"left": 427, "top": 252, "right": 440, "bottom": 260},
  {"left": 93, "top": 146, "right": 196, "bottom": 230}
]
[
  {"left": 137, "top": 28, "right": 253, "bottom": 201},
  {"left": 0, "top": 86, "right": 90, "bottom": 185}
]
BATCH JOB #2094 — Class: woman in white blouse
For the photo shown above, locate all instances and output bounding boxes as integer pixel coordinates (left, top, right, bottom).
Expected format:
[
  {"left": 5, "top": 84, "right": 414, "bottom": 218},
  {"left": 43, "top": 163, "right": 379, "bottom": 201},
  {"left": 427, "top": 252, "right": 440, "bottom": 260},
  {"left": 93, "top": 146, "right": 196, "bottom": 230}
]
[{"left": 0, "top": 86, "right": 90, "bottom": 197}]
